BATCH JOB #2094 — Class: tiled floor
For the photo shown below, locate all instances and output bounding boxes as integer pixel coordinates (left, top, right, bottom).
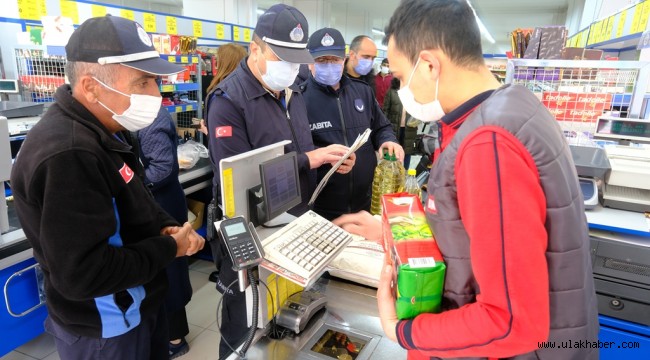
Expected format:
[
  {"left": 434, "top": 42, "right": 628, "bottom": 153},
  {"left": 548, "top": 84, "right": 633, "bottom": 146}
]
[{"left": 1, "top": 258, "right": 223, "bottom": 360}]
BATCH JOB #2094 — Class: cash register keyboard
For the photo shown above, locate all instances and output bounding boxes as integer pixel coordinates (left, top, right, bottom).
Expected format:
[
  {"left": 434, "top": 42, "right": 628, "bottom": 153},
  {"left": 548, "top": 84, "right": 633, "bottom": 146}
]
[{"left": 262, "top": 210, "right": 353, "bottom": 280}]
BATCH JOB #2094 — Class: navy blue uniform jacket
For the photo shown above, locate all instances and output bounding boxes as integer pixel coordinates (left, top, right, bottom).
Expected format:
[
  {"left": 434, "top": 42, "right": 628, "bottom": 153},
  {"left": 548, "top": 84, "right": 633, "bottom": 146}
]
[
  {"left": 206, "top": 57, "right": 316, "bottom": 216},
  {"left": 302, "top": 75, "right": 396, "bottom": 220}
]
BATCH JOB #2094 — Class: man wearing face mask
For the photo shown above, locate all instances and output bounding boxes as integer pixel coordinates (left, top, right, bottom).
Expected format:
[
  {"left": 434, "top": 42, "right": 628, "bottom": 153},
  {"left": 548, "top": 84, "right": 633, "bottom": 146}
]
[
  {"left": 335, "top": 1, "right": 599, "bottom": 359},
  {"left": 302, "top": 27, "right": 402, "bottom": 220},
  {"left": 375, "top": 58, "right": 393, "bottom": 108},
  {"left": 344, "top": 35, "right": 378, "bottom": 94},
  {"left": 11, "top": 15, "right": 205, "bottom": 360},
  {"left": 204, "top": 5, "right": 354, "bottom": 358}
]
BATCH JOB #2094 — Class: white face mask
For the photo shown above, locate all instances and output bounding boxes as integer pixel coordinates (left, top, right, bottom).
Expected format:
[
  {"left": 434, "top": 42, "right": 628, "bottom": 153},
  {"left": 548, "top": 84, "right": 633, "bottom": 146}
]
[
  {"left": 381, "top": 66, "right": 390, "bottom": 75},
  {"left": 397, "top": 58, "right": 445, "bottom": 123},
  {"left": 94, "top": 77, "right": 162, "bottom": 131},
  {"left": 256, "top": 51, "right": 300, "bottom": 91}
]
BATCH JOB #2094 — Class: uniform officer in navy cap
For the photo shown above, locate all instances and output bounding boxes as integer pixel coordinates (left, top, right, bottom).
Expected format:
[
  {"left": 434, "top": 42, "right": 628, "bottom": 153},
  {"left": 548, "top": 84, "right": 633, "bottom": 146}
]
[
  {"left": 204, "top": 5, "right": 355, "bottom": 358},
  {"left": 302, "top": 27, "right": 403, "bottom": 220}
]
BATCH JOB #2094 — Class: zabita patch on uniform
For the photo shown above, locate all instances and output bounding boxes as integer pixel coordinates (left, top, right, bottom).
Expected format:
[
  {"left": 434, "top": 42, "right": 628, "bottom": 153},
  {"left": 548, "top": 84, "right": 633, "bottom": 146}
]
[{"left": 215, "top": 126, "right": 233, "bottom": 138}]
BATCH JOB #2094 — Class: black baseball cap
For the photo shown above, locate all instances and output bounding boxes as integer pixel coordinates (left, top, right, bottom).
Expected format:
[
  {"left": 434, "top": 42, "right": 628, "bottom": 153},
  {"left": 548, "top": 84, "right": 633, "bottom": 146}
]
[
  {"left": 307, "top": 28, "right": 346, "bottom": 59},
  {"left": 254, "top": 4, "right": 313, "bottom": 64},
  {"left": 65, "top": 15, "right": 185, "bottom": 76}
]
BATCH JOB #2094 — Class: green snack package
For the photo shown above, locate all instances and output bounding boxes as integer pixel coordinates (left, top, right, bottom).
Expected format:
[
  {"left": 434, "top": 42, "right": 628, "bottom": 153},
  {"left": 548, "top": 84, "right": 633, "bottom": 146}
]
[{"left": 396, "top": 263, "right": 446, "bottom": 319}]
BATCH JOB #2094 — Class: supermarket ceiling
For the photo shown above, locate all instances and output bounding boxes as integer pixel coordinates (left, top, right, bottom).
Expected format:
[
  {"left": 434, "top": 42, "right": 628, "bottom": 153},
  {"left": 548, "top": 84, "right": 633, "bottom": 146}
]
[{"left": 147, "top": 0, "right": 571, "bottom": 55}]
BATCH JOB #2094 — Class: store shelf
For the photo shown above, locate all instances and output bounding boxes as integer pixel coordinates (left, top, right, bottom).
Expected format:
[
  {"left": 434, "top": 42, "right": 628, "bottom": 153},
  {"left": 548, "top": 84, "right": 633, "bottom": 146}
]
[
  {"left": 159, "top": 54, "right": 200, "bottom": 64},
  {"left": 164, "top": 101, "right": 199, "bottom": 114},
  {"left": 159, "top": 83, "right": 200, "bottom": 92}
]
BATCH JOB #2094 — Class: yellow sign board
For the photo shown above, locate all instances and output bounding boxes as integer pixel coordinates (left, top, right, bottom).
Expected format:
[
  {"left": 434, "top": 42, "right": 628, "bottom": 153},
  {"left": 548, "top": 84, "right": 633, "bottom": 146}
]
[
  {"left": 223, "top": 168, "right": 235, "bottom": 218},
  {"left": 638, "top": 1, "right": 650, "bottom": 34},
  {"left": 180, "top": 56, "right": 189, "bottom": 63},
  {"left": 631, "top": 3, "right": 643, "bottom": 34},
  {"left": 216, "top": 24, "right": 225, "bottom": 39},
  {"left": 617, "top": 10, "right": 628, "bottom": 39},
  {"left": 59, "top": 0, "right": 79, "bottom": 24},
  {"left": 243, "top": 28, "right": 252, "bottom": 42},
  {"left": 606, "top": 16, "right": 614, "bottom": 41},
  {"left": 192, "top": 20, "right": 203, "bottom": 37},
  {"left": 91, "top": 4, "right": 106, "bottom": 17},
  {"left": 143, "top": 13, "right": 156, "bottom": 33},
  {"left": 17, "top": 0, "right": 47, "bottom": 20},
  {"left": 233, "top": 26, "right": 241, "bottom": 42},
  {"left": 120, "top": 9, "right": 135, "bottom": 21},
  {"left": 166, "top": 16, "right": 177, "bottom": 35}
]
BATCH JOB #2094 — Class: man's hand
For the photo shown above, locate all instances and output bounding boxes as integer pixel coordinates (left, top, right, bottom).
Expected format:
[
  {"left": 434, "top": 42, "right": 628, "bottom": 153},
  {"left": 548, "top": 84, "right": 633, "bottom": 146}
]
[
  {"left": 378, "top": 256, "right": 399, "bottom": 343},
  {"left": 167, "top": 223, "right": 193, "bottom": 257},
  {"left": 306, "top": 144, "right": 351, "bottom": 169},
  {"left": 378, "top": 141, "right": 405, "bottom": 163},
  {"left": 332, "top": 210, "right": 382, "bottom": 242},
  {"left": 186, "top": 229, "right": 206, "bottom": 256},
  {"left": 336, "top": 152, "right": 355, "bottom": 174}
]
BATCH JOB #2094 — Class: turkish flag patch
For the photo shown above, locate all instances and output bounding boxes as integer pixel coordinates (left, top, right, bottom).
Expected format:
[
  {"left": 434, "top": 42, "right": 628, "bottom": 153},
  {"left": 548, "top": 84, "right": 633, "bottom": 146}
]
[
  {"left": 119, "top": 163, "right": 135, "bottom": 184},
  {"left": 215, "top": 126, "right": 232, "bottom": 138}
]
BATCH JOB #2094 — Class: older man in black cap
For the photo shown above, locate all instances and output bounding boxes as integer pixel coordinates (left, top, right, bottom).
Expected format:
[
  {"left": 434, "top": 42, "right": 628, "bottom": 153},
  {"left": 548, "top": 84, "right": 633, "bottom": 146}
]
[
  {"left": 204, "top": 4, "right": 355, "bottom": 358},
  {"left": 302, "top": 27, "right": 402, "bottom": 220},
  {"left": 11, "top": 15, "right": 205, "bottom": 360}
]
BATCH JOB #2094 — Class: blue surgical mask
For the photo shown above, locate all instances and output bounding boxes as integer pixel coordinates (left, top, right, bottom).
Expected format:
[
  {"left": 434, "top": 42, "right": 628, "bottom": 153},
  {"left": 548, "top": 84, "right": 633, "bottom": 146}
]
[
  {"left": 314, "top": 63, "right": 344, "bottom": 86},
  {"left": 354, "top": 58, "right": 373, "bottom": 75}
]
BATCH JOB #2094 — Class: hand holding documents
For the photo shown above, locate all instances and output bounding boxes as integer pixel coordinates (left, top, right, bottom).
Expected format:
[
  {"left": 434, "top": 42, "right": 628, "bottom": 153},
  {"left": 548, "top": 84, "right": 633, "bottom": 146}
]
[{"left": 309, "top": 128, "right": 372, "bottom": 206}]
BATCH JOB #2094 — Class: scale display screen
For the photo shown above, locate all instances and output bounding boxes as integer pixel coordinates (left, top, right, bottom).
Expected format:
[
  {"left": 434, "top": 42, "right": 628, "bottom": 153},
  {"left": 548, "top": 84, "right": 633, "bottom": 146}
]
[
  {"left": 0, "top": 80, "right": 18, "bottom": 93},
  {"left": 596, "top": 118, "right": 650, "bottom": 141}
]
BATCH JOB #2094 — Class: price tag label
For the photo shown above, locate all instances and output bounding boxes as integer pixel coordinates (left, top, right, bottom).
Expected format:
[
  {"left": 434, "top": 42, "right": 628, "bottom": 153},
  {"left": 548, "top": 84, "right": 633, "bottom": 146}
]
[
  {"left": 180, "top": 56, "right": 189, "bottom": 63},
  {"left": 617, "top": 10, "right": 628, "bottom": 39},
  {"left": 120, "top": 9, "right": 134, "bottom": 21},
  {"left": 168, "top": 57, "right": 177, "bottom": 63},
  {"left": 161, "top": 85, "right": 174, "bottom": 92},
  {"left": 91, "top": 4, "right": 106, "bottom": 17},
  {"left": 243, "top": 28, "right": 252, "bottom": 42},
  {"left": 166, "top": 16, "right": 177, "bottom": 35},
  {"left": 638, "top": 1, "right": 650, "bottom": 34},
  {"left": 606, "top": 16, "right": 614, "bottom": 41},
  {"left": 187, "top": 104, "right": 194, "bottom": 111},
  {"left": 233, "top": 26, "right": 240, "bottom": 41},
  {"left": 143, "top": 13, "right": 157, "bottom": 33},
  {"left": 18, "top": 0, "right": 38, "bottom": 20},
  {"left": 175, "top": 106, "right": 183, "bottom": 113},
  {"left": 631, "top": 3, "right": 643, "bottom": 34},
  {"left": 193, "top": 20, "right": 203, "bottom": 37},
  {"left": 216, "top": 24, "right": 225, "bottom": 39},
  {"left": 192, "top": 56, "right": 199, "bottom": 64},
  {"left": 60, "top": 0, "right": 79, "bottom": 24}
]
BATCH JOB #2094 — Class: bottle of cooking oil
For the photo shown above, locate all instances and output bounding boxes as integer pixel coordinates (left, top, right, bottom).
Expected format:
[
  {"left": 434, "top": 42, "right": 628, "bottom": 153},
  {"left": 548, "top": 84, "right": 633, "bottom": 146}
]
[
  {"left": 370, "top": 152, "right": 406, "bottom": 215},
  {"left": 405, "top": 168, "right": 421, "bottom": 200}
]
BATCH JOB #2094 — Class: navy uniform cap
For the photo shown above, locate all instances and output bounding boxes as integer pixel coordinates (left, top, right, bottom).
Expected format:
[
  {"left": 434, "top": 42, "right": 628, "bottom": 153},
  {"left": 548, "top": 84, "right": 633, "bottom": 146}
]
[
  {"left": 65, "top": 15, "right": 184, "bottom": 76},
  {"left": 254, "top": 4, "right": 313, "bottom": 64},
  {"left": 307, "top": 27, "right": 346, "bottom": 59}
]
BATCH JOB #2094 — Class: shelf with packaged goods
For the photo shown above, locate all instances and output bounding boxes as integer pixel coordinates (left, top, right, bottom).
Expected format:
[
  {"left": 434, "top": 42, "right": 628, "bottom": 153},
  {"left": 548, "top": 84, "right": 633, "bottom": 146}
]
[
  {"left": 159, "top": 83, "right": 200, "bottom": 92},
  {"left": 164, "top": 101, "right": 199, "bottom": 114},
  {"left": 159, "top": 54, "right": 200, "bottom": 64}
]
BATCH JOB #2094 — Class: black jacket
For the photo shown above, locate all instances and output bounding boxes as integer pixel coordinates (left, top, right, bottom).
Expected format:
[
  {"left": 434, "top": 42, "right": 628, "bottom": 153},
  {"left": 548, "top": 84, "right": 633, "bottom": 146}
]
[
  {"left": 302, "top": 75, "right": 396, "bottom": 220},
  {"left": 11, "top": 85, "right": 179, "bottom": 339},
  {"left": 206, "top": 57, "right": 316, "bottom": 215}
]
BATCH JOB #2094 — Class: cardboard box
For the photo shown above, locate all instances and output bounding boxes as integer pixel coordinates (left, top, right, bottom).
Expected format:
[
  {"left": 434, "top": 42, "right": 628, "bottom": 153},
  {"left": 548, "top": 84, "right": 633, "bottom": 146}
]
[
  {"left": 187, "top": 198, "right": 204, "bottom": 230},
  {"left": 381, "top": 193, "right": 445, "bottom": 319}
]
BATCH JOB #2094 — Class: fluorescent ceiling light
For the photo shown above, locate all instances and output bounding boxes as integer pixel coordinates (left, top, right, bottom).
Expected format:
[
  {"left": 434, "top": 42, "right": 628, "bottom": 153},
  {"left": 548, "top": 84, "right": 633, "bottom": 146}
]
[
  {"left": 372, "top": 28, "right": 385, "bottom": 36},
  {"left": 466, "top": 1, "right": 495, "bottom": 44}
]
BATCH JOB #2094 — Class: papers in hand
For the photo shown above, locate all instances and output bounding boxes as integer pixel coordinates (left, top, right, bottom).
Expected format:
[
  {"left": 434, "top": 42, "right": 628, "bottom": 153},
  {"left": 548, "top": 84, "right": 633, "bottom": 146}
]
[{"left": 308, "top": 128, "right": 372, "bottom": 206}]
